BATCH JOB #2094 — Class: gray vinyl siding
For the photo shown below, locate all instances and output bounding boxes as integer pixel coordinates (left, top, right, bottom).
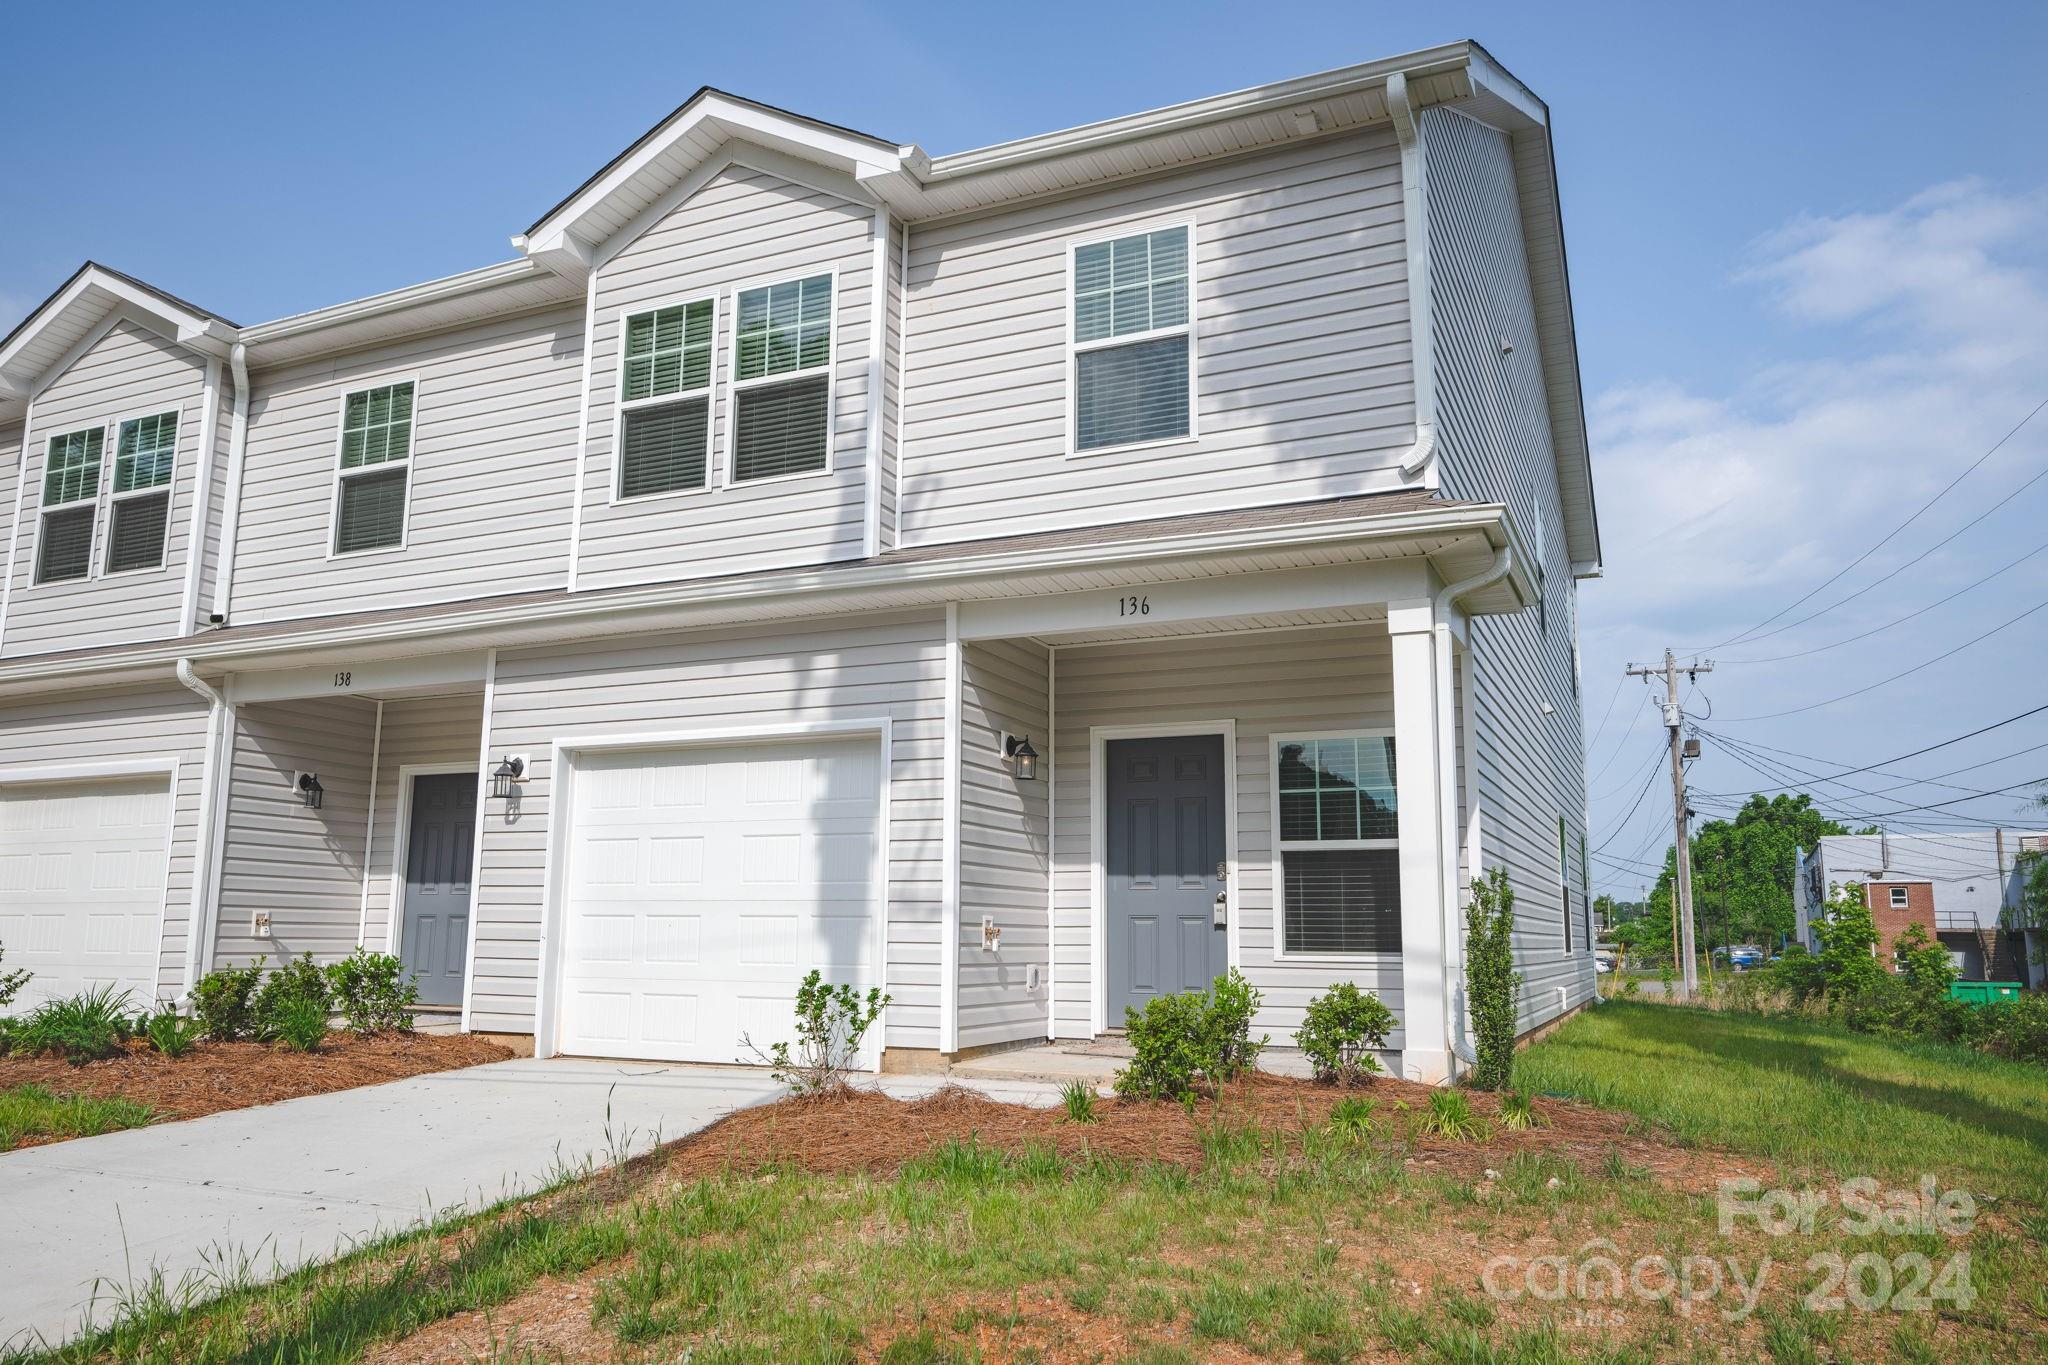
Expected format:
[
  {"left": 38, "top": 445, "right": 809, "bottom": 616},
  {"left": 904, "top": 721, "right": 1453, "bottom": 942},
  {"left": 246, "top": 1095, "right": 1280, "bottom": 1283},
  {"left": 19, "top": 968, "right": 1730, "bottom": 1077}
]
[
  {"left": 226, "top": 305, "right": 583, "bottom": 627},
  {"left": 473, "top": 610, "right": 947, "bottom": 1045},
  {"left": 0, "top": 683, "right": 209, "bottom": 999},
  {"left": 1424, "top": 106, "right": 1596, "bottom": 1028},
  {"left": 958, "top": 638, "right": 1050, "bottom": 1050},
  {"left": 1051, "top": 627, "right": 1403, "bottom": 1043},
  {"left": 362, "top": 693, "right": 484, "bottom": 953},
  {"left": 0, "top": 422, "right": 19, "bottom": 573},
  {"left": 578, "top": 164, "right": 877, "bottom": 591},
  {"left": 899, "top": 129, "right": 1414, "bottom": 547},
  {"left": 213, "top": 696, "right": 377, "bottom": 967},
  {"left": 4, "top": 319, "right": 208, "bottom": 657}
]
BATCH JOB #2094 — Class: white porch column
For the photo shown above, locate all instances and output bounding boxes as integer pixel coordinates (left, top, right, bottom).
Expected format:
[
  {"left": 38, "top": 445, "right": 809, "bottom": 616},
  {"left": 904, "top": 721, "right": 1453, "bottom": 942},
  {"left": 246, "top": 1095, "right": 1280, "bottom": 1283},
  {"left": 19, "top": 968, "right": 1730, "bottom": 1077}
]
[{"left": 1388, "top": 600, "right": 1451, "bottom": 1083}]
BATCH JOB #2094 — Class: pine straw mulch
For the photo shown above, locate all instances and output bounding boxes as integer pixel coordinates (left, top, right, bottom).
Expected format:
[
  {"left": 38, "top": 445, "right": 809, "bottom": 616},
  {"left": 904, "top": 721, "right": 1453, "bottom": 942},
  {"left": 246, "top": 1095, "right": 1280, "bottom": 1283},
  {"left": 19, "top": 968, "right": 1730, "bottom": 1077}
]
[
  {"left": 0, "top": 1031, "right": 514, "bottom": 1144},
  {"left": 649, "top": 1071, "right": 1767, "bottom": 1193}
]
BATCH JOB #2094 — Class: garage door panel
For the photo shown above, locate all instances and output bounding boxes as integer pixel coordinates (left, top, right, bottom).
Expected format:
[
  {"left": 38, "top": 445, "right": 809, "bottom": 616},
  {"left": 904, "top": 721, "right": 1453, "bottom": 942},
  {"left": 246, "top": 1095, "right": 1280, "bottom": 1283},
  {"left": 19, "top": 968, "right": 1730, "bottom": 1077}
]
[
  {"left": 558, "top": 737, "right": 882, "bottom": 1063},
  {"left": 0, "top": 776, "right": 170, "bottom": 1014}
]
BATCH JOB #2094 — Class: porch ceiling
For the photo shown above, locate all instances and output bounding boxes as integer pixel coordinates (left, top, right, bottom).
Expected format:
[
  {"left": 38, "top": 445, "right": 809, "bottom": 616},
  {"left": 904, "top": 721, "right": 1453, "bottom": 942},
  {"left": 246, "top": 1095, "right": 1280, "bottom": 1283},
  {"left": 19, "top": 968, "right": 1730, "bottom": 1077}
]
[{"left": 1033, "top": 603, "right": 1387, "bottom": 648}]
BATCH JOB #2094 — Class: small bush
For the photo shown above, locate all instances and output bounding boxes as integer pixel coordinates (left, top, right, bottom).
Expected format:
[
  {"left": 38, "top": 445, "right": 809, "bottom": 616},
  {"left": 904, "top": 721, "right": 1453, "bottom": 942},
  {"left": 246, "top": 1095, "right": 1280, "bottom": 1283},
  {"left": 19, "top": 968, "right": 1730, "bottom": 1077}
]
[
  {"left": 0, "top": 941, "right": 30, "bottom": 1012},
  {"left": 1421, "top": 1089, "right": 1484, "bottom": 1141},
  {"left": 143, "top": 1005, "right": 200, "bottom": 1058},
  {"left": 1204, "top": 969, "right": 1267, "bottom": 1080},
  {"left": 1326, "top": 1094, "right": 1376, "bottom": 1140},
  {"left": 743, "top": 969, "right": 889, "bottom": 1096},
  {"left": 191, "top": 962, "right": 264, "bottom": 1042},
  {"left": 1465, "top": 868, "right": 1521, "bottom": 1091},
  {"left": 1060, "top": 1079, "right": 1098, "bottom": 1124},
  {"left": 324, "top": 948, "right": 419, "bottom": 1035},
  {"left": 1980, "top": 994, "right": 2048, "bottom": 1066},
  {"left": 1117, "top": 990, "right": 1212, "bottom": 1100},
  {"left": 14, "top": 985, "right": 135, "bottom": 1064},
  {"left": 253, "top": 953, "right": 332, "bottom": 1042},
  {"left": 1295, "top": 981, "right": 1394, "bottom": 1086},
  {"left": 270, "top": 996, "right": 329, "bottom": 1052}
]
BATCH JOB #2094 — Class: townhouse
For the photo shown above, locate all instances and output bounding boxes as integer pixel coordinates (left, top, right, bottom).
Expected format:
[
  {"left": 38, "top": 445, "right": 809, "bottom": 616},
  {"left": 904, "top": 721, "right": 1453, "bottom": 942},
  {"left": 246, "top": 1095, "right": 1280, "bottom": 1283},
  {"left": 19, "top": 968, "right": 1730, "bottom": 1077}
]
[{"left": 0, "top": 39, "right": 1600, "bottom": 1081}]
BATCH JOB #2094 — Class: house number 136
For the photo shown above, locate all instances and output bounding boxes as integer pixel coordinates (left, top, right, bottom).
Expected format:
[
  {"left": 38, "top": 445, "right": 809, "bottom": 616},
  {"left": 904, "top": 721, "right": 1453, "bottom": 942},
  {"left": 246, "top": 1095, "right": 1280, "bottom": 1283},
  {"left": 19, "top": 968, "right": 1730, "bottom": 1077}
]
[{"left": 1118, "top": 595, "right": 1150, "bottom": 617}]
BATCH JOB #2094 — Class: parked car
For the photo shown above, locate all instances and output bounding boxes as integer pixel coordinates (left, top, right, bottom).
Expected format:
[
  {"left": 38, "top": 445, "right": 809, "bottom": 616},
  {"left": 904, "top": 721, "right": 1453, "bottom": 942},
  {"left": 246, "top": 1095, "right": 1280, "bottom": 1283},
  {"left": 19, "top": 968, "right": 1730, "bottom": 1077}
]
[{"left": 1724, "top": 945, "right": 1766, "bottom": 971}]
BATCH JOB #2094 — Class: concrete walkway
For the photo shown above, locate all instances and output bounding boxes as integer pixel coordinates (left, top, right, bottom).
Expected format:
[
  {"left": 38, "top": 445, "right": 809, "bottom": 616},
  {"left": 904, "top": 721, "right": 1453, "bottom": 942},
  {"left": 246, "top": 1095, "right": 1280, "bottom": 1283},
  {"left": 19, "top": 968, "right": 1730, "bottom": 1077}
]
[{"left": 0, "top": 1058, "right": 1063, "bottom": 1350}]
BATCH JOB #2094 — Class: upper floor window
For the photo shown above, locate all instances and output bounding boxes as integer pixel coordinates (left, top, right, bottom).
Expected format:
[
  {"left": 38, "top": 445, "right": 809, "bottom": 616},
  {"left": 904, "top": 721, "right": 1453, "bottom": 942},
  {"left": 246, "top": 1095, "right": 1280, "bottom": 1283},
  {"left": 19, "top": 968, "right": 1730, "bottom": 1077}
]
[
  {"left": 618, "top": 298, "right": 714, "bottom": 499},
  {"left": 730, "top": 273, "right": 831, "bottom": 483},
  {"left": 1072, "top": 225, "right": 1192, "bottom": 453},
  {"left": 332, "top": 381, "right": 415, "bottom": 555},
  {"left": 106, "top": 411, "right": 178, "bottom": 573},
  {"left": 1275, "top": 733, "right": 1400, "bottom": 956},
  {"left": 1889, "top": 885, "right": 1909, "bottom": 909},
  {"left": 36, "top": 427, "right": 103, "bottom": 583},
  {"left": 1558, "top": 816, "right": 1573, "bottom": 953}
]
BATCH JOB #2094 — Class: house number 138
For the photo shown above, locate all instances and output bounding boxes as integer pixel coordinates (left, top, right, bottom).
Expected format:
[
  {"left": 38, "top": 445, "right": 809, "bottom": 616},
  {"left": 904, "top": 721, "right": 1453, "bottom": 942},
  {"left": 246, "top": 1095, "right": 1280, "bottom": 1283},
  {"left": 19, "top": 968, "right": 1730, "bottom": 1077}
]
[{"left": 1118, "top": 595, "right": 1150, "bottom": 617}]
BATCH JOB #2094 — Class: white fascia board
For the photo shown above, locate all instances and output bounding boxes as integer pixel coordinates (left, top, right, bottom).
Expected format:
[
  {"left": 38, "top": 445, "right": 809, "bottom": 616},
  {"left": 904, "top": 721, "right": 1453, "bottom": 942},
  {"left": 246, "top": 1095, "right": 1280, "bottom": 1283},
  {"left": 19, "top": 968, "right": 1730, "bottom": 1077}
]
[
  {"left": 239, "top": 259, "right": 557, "bottom": 353},
  {"left": 0, "top": 502, "right": 1510, "bottom": 698},
  {"left": 0, "top": 267, "right": 236, "bottom": 393},
  {"left": 1464, "top": 45, "right": 1550, "bottom": 130}
]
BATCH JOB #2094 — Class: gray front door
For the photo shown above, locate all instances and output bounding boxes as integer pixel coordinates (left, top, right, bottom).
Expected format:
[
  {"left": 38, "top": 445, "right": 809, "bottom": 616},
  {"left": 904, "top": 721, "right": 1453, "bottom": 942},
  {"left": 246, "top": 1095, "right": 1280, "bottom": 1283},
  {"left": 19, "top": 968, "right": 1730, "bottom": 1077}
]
[
  {"left": 400, "top": 773, "right": 476, "bottom": 1009},
  {"left": 1107, "top": 734, "right": 1228, "bottom": 1019}
]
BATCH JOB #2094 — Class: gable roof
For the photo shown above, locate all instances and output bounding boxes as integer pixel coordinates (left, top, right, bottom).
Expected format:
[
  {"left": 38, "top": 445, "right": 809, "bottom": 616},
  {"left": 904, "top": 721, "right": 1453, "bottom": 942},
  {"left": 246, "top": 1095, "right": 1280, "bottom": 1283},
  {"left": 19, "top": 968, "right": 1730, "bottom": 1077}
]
[{"left": 0, "top": 261, "right": 237, "bottom": 418}]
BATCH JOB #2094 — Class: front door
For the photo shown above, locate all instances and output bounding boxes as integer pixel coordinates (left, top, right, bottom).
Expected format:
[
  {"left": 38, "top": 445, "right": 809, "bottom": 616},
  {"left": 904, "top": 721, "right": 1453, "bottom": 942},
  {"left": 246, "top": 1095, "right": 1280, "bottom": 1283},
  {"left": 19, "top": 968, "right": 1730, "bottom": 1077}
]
[
  {"left": 1106, "top": 734, "right": 1228, "bottom": 1020},
  {"left": 400, "top": 773, "right": 476, "bottom": 1009}
]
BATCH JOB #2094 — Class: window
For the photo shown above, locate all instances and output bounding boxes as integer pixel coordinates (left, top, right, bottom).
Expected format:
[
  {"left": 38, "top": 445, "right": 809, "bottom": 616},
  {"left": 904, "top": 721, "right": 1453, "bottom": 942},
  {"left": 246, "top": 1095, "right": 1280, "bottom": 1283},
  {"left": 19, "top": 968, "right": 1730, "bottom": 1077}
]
[
  {"left": 731, "top": 274, "right": 831, "bottom": 483},
  {"left": 618, "top": 298, "right": 715, "bottom": 498},
  {"left": 35, "top": 426, "right": 103, "bottom": 583},
  {"left": 1072, "top": 225, "right": 1192, "bottom": 452},
  {"left": 106, "top": 411, "right": 178, "bottom": 572},
  {"left": 1275, "top": 734, "right": 1400, "bottom": 954},
  {"left": 1890, "top": 886, "right": 1909, "bottom": 909},
  {"left": 332, "top": 382, "right": 415, "bottom": 554},
  {"left": 1559, "top": 816, "right": 1573, "bottom": 953},
  {"left": 1578, "top": 832, "right": 1592, "bottom": 951}
]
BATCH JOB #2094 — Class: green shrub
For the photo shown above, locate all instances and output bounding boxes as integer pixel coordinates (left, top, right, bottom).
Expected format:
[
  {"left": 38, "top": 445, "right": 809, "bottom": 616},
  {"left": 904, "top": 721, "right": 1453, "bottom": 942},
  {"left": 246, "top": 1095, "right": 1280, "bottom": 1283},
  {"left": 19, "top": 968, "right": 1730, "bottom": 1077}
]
[
  {"left": 1980, "top": 994, "right": 2048, "bottom": 1065},
  {"left": 190, "top": 962, "right": 264, "bottom": 1041},
  {"left": 1465, "top": 867, "right": 1521, "bottom": 1090},
  {"left": 0, "top": 1017, "right": 19, "bottom": 1056},
  {"left": 742, "top": 969, "right": 889, "bottom": 1096},
  {"left": 1115, "top": 970, "right": 1268, "bottom": 1101},
  {"left": 14, "top": 985, "right": 136, "bottom": 1064},
  {"left": 1294, "top": 981, "right": 1394, "bottom": 1086},
  {"left": 270, "top": 996, "right": 329, "bottom": 1052},
  {"left": 253, "top": 953, "right": 332, "bottom": 1042},
  {"left": 1421, "top": 1088, "right": 1484, "bottom": 1140},
  {"left": 323, "top": 948, "right": 419, "bottom": 1035},
  {"left": 1060, "top": 1079, "right": 1098, "bottom": 1124},
  {"left": 143, "top": 1005, "right": 200, "bottom": 1058},
  {"left": 0, "top": 940, "right": 30, "bottom": 1012}
]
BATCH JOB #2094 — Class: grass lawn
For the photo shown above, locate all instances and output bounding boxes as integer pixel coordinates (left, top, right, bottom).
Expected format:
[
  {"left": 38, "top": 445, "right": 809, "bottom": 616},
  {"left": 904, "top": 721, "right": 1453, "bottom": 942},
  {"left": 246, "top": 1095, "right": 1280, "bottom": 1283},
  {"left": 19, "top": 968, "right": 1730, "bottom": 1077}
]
[
  {"left": 11, "top": 1005, "right": 2046, "bottom": 1363},
  {"left": 0, "top": 1085, "right": 151, "bottom": 1151}
]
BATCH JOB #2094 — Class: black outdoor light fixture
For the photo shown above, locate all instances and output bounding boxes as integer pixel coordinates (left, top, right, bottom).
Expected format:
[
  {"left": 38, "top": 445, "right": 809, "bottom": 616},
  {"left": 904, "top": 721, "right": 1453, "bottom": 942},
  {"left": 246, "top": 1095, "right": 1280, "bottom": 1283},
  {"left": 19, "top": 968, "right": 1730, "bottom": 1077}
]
[
  {"left": 1003, "top": 734, "right": 1040, "bottom": 782},
  {"left": 490, "top": 754, "right": 527, "bottom": 800},
  {"left": 295, "top": 771, "right": 324, "bottom": 809}
]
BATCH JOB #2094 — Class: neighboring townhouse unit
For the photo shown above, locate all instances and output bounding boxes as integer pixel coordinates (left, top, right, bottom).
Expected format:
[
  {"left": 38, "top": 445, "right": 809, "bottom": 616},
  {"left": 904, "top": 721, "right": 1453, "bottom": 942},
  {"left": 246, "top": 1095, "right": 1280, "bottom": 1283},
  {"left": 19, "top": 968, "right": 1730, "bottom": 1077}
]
[
  {"left": 0, "top": 40, "right": 1600, "bottom": 1081},
  {"left": 1795, "top": 831, "right": 2044, "bottom": 983}
]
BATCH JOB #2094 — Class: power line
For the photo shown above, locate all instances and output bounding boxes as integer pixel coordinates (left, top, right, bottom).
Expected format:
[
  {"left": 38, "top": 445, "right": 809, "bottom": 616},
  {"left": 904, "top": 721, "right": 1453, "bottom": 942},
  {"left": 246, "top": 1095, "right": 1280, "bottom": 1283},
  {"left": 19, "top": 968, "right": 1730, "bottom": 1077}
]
[
  {"left": 1714, "top": 599, "right": 2048, "bottom": 721},
  {"left": 1691, "top": 730, "right": 2048, "bottom": 801},
  {"left": 1691, "top": 395, "right": 2048, "bottom": 653},
  {"left": 1697, "top": 728, "right": 2041, "bottom": 831},
  {"left": 1586, "top": 691, "right": 1653, "bottom": 785},
  {"left": 1718, "top": 535, "right": 2048, "bottom": 664},
  {"left": 1592, "top": 752, "right": 1666, "bottom": 854},
  {"left": 1582, "top": 673, "right": 1629, "bottom": 764},
  {"left": 1702, "top": 701, "right": 2048, "bottom": 783}
]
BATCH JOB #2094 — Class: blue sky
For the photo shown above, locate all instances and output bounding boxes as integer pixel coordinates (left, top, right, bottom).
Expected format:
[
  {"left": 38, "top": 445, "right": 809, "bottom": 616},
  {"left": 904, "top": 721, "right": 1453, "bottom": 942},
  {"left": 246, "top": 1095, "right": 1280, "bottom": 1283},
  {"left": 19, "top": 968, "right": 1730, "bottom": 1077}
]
[{"left": 6, "top": 1, "right": 2046, "bottom": 901}]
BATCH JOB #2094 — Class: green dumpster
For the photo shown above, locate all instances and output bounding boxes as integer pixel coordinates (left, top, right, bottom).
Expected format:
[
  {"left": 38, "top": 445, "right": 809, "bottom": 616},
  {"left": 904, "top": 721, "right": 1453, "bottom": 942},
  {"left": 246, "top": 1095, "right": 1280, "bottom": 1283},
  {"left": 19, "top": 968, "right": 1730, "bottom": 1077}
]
[{"left": 1948, "top": 981, "right": 2025, "bottom": 1006}]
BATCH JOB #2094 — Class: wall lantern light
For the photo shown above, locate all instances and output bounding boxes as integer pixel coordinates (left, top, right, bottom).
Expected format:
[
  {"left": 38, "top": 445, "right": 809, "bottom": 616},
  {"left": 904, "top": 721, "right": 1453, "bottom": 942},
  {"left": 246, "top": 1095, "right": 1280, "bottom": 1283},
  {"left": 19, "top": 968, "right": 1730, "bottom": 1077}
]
[
  {"left": 295, "top": 771, "right": 324, "bottom": 809},
  {"left": 1003, "top": 734, "right": 1040, "bottom": 782},
  {"left": 490, "top": 754, "right": 527, "bottom": 800}
]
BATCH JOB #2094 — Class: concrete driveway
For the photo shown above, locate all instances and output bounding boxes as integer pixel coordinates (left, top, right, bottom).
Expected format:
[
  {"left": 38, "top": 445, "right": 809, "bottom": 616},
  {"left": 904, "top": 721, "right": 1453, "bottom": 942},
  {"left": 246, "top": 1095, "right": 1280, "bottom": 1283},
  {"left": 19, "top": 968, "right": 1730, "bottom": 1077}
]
[{"left": 0, "top": 1057, "right": 1060, "bottom": 1349}]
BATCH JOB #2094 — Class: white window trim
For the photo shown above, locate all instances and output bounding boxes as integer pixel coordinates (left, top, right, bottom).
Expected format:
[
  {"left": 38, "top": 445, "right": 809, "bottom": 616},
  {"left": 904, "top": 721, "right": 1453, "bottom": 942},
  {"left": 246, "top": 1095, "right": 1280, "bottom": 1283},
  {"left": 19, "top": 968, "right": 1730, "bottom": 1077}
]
[
  {"left": 1890, "top": 886, "right": 1910, "bottom": 909},
  {"left": 30, "top": 420, "right": 113, "bottom": 588},
  {"left": 722, "top": 265, "right": 839, "bottom": 489},
  {"left": 325, "top": 375, "right": 421, "bottom": 561},
  {"left": 1065, "top": 219, "right": 1200, "bottom": 460},
  {"left": 1268, "top": 727, "right": 1401, "bottom": 964},
  {"left": 609, "top": 293, "right": 721, "bottom": 505},
  {"left": 100, "top": 402, "right": 186, "bottom": 579}
]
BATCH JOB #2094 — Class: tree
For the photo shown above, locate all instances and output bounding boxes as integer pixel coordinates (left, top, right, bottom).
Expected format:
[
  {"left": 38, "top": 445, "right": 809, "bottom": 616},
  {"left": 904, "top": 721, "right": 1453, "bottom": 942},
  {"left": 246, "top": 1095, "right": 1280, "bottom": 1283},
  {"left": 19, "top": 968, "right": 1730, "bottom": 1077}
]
[
  {"left": 1640, "top": 794, "right": 1848, "bottom": 949},
  {"left": 1812, "top": 882, "right": 1884, "bottom": 996}
]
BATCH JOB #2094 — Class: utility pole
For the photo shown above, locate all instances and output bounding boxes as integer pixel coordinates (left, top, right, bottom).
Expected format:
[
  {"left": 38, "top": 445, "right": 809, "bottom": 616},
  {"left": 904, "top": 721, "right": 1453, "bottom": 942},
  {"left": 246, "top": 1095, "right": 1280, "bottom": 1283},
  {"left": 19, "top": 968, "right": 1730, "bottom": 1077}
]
[{"left": 1627, "top": 649, "right": 1713, "bottom": 1000}]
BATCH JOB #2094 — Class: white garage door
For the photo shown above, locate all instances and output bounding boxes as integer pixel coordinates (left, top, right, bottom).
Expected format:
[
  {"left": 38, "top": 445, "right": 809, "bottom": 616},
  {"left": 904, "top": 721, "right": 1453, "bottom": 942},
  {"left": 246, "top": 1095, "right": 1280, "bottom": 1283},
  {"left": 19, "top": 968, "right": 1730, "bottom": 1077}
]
[
  {"left": 0, "top": 776, "right": 171, "bottom": 1013},
  {"left": 557, "top": 736, "right": 882, "bottom": 1063}
]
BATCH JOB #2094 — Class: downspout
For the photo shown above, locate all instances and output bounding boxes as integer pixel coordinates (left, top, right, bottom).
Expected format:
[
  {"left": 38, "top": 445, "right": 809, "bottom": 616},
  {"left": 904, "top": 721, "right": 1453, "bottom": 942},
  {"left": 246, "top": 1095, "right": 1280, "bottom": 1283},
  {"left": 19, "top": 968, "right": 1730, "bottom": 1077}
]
[
  {"left": 208, "top": 342, "right": 250, "bottom": 625},
  {"left": 178, "top": 355, "right": 224, "bottom": 632},
  {"left": 175, "top": 658, "right": 229, "bottom": 999},
  {"left": 1385, "top": 71, "right": 1438, "bottom": 484},
  {"left": 1432, "top": 544, "right": 1514, "bottom": 1069}
]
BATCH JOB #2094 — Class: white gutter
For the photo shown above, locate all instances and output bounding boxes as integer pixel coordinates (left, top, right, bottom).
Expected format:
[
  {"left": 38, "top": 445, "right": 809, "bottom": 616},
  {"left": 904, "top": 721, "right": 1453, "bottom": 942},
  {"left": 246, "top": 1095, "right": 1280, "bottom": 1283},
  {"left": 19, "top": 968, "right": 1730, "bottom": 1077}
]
[
  {"left": 1430, "top": 545, "right": 1513, "bottom": 1071},
  {"left": 175, "top": 658, "right": 230, "bottom": 999},
  {"left": 178, "top": 355, "right": 224, "bottom": 631},
  {"left": 1385, "top": 71, "right": 1439, "bottom": 485},
  {"left": 208, "top": 342, "right": 250, "bottom": 625}
]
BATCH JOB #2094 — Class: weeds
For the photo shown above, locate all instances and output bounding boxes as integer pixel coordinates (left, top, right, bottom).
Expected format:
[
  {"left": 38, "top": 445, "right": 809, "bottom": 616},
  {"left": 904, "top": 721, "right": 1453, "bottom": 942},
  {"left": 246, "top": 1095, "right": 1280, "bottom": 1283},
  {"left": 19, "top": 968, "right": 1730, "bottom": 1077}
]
[
  {"left": 1059, "top": 1079, "right": 1098, "bottom": 1123},
  {"left": 1421, "top": 1089, "right": 1484, "bottom": 1141}
]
